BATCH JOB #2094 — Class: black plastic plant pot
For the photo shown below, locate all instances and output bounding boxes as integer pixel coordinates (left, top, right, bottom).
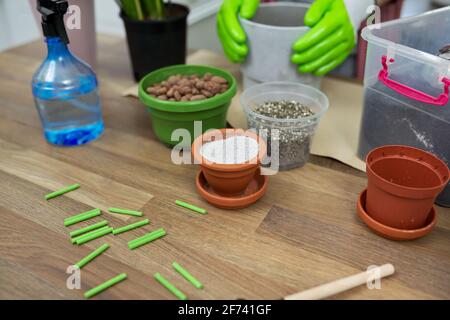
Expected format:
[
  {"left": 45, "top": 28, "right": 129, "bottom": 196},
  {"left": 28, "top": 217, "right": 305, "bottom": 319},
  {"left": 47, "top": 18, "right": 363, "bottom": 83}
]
[{"left": 120, "top": 3, "right": 189, "bottom": 81}]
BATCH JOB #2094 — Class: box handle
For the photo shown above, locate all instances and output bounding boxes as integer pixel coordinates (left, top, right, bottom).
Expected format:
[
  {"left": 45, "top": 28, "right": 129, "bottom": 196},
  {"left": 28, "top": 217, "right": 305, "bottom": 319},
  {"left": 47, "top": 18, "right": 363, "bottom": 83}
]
[{"left": 378, "top": 56, "right": 450, "bottom": 106}]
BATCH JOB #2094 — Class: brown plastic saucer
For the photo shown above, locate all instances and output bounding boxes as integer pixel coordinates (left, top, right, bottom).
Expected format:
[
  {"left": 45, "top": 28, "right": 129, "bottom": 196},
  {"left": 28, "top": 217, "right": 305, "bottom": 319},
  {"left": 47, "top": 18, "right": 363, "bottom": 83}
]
[
  {"left": 196, "top": 168, "right": 268, "bottom": 210},
  {"left": 357, "top": 189, "right": 436, "bottom": 241}
]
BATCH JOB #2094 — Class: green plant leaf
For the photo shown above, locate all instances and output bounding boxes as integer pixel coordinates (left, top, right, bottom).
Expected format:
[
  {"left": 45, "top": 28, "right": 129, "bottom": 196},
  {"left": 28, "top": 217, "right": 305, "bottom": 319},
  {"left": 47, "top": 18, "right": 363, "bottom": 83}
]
[
  {"left": 142, "top": 0, "right": 165, "bottom": 19},
  {"left": 120, "top": 0, "right": 165, "bottom": 20},
  {"left": 134, "top": 0, "right": 144, "bottom": 20},
  {"left": 155, "top": 0, "right": 164, "bottom": 18},
  {"left": 121, "top": 0, "right": 139, "bottom": 20},
  {"left": 141, "top": 0, "right": 156, "bottom": 18}
]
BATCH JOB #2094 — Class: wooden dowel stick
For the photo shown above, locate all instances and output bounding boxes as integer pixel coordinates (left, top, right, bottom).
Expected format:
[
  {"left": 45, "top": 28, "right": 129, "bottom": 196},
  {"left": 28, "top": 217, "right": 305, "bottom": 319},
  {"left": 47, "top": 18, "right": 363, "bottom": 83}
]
[{"left": 284, "top": 264, "right": 395, "bottom": 300}]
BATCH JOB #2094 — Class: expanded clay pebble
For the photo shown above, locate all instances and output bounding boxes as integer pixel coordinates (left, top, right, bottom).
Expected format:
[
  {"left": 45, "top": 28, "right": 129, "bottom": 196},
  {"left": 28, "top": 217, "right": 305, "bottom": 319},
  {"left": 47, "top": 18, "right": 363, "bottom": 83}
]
[{"left": 146, "top": 73, "right": 229, "bottom": 102}]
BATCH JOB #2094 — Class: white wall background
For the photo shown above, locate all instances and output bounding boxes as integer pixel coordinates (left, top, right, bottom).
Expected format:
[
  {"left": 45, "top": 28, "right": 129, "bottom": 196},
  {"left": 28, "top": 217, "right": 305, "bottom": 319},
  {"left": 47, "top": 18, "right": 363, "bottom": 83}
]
[
  {"left": 0, "top": 0, "right": 442, "bottom": 52},
  {"left": 0, "top": 0, "right": 40, "bottom": 51},
  {"left": 0, "top": 0, "right": 222, "bottom": 52}
]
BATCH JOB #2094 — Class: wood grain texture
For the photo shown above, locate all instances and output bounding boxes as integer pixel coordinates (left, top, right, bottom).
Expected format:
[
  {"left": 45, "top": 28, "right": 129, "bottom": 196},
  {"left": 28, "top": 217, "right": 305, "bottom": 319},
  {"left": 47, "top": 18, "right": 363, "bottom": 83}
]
[
  {"left": 258, "top": 206, "right": 450, "bottom": 299},
  {"left": 0, "top": 35, "right": 448, "bottom": 300}
]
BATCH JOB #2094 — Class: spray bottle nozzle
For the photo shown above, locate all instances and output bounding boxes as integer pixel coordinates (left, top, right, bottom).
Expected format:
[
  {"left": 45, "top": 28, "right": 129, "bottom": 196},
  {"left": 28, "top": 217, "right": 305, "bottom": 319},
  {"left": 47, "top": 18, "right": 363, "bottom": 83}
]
[
  {"left": 38, "top": 0, "right": 68, "bottom": 15},
  {"left": 37, "top": 0, "right": 70, "bottom": 44}
]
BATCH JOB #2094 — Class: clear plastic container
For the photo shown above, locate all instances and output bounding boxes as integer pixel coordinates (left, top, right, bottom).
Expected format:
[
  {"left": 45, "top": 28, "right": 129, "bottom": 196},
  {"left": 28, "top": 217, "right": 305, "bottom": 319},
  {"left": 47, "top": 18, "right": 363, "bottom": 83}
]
[
  {"left": 240, "top": 3, "right": 322, "bottom": 90},
  {"left": 241, "top": 82, "right": 329, "bottom": 171},
  {"left": 358, "top": 7, "right": 450, "bottom": 206}
]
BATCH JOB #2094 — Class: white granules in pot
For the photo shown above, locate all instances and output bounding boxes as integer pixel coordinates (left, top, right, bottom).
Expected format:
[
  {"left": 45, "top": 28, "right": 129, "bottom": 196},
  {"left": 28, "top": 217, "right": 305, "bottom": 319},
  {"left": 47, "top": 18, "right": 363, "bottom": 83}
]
[{"left": 200, "top": 136, "right": 259, "bottom": 164}]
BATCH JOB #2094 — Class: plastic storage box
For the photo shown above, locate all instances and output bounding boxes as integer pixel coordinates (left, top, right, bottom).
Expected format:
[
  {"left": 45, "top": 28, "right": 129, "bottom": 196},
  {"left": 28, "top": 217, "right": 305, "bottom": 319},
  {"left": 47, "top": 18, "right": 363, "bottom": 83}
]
[{"left": 358, "top": 7, "right": 450, "bottom": 207}]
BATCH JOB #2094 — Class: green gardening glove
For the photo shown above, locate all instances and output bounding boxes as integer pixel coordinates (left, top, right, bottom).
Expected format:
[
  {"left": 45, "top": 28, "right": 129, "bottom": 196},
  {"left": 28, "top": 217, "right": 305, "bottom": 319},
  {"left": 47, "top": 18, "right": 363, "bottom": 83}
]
[
  {"left": 217, "top": 0, "right": 260, "bottom": 63},
  {"left": 291, "top": 0, "right": 356, "bottom": 76}
]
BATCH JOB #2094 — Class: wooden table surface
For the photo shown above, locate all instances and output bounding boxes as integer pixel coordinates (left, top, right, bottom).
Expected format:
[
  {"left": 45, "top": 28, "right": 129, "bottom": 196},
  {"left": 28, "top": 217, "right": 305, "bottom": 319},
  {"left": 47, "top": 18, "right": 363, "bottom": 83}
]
[{"left": 0, "top": 35, "right": 449, "bottom": 300}]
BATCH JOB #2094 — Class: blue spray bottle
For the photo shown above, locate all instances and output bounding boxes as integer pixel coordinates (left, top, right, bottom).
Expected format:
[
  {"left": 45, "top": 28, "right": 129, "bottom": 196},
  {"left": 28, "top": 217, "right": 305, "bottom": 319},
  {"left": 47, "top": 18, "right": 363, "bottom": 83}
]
[{"left": 32, "top": 0, "right": 103, "bottom": 146}]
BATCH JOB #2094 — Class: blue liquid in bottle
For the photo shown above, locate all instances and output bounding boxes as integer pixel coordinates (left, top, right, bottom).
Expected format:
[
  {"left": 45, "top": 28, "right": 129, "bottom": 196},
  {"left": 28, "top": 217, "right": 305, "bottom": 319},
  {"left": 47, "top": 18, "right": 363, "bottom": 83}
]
[{"left": 32, "top": 37, "right": 103, "bottom": 146}]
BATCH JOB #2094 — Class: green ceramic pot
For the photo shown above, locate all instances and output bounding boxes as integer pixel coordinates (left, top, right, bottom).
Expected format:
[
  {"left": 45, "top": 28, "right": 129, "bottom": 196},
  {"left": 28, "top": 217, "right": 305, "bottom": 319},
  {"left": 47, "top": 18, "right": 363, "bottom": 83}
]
[{"left": 139, "top": 65, "right": 237, "bottom": 146}]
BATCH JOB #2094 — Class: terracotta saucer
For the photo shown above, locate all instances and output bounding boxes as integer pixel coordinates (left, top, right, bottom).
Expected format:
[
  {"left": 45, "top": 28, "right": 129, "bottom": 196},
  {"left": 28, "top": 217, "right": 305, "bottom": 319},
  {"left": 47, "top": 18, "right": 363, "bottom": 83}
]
[
  {"left": 357, "top": 189, "right": 437, "bottom": 241},
  {"left": 196, "top": 168, "right": 268, "bottom": 210}
]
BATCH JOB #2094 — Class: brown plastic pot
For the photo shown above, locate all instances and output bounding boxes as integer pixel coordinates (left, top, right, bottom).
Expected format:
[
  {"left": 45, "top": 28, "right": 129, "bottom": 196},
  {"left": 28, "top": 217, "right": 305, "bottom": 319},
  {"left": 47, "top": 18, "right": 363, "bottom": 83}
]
[
  {"left": 192, "top": 128, "right": 267, "bottom": 196},
  {"left": 357, "top": 190, "right": 437, "bottom": 240},
  {"left": 366, "top": 145, "right": 449, "bottom": 230}
]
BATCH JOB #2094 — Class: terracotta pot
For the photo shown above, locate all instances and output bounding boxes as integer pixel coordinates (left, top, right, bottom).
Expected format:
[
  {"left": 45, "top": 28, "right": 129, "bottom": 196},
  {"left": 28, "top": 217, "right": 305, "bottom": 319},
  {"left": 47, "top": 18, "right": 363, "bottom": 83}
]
[
  {"left": 366, "top": 145, "right": 449, "bottom": 230},
  {"left": 192, "top": 128, "right": 266, "bottom": 196},
  {"left": 196, "top": 168, "right": 268, "bottom": 210}
]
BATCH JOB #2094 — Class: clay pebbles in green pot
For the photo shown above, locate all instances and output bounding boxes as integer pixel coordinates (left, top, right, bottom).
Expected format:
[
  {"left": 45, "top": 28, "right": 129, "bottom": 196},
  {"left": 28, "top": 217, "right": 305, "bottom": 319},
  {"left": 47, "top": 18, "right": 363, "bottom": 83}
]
[{"left": 139, "top": 65, "right": 237, "bottom": 147}]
